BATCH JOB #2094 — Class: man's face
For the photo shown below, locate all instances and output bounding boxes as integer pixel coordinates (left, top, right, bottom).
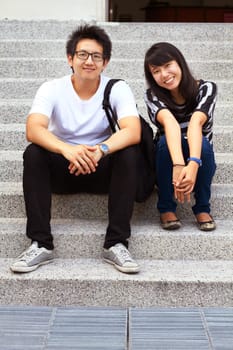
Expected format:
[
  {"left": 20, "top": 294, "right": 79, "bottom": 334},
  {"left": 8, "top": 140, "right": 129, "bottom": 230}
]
[{"left": 67, "top": 38, "right": 108, "bottom": 82}]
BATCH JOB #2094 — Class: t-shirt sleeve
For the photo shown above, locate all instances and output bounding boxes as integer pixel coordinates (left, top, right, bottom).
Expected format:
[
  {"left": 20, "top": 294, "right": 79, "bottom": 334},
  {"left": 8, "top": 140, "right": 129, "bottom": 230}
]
[
  {"left": 29, "top": 80, "right": 55, "bottom": 118},
  {"left": 195, "top": 81, "right": 217, "bottom": 120},
  {"left": 109, "top": 80, "right": 139, "bottom": 119},
  {"left": 144, "top": 88, "right": 167, "bottom": 127}
]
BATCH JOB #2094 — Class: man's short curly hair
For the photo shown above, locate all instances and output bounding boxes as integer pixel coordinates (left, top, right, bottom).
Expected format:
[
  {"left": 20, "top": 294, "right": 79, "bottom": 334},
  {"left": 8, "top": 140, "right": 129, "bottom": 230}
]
[{"left": 66, "top": 24, "right": 112, "bottom": 61}]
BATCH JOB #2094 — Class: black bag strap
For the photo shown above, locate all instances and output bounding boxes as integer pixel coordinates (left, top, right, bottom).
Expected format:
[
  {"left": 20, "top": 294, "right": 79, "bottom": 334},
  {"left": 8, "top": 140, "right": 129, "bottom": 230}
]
[{"left": 103, "top": 79, "right": 123, "bottom": 133}]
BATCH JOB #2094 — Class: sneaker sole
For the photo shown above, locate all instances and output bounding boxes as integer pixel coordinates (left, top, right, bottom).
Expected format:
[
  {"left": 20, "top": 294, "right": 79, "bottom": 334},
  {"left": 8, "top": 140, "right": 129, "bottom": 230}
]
[
  {"left": 103, "top": 258, "right": 140, "bottom": 274},
  {"left": 10, "top": 258, "right": 54, "bottom": 273}
]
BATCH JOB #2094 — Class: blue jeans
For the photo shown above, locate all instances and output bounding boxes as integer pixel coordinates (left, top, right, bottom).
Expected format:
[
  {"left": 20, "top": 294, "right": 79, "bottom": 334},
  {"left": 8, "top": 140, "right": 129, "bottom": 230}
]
[{"left": 155, "top": 135, "right": 216, "bottom": 215}]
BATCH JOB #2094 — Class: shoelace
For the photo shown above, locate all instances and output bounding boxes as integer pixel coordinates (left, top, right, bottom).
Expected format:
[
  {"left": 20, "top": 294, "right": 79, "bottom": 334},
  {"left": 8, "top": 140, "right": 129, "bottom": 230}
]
[
  {"left": 114, "top": 246, "right": 133, "bottom": 262},
  {"left": 20, "top": 246, "right": 41, "bottom": 261}
]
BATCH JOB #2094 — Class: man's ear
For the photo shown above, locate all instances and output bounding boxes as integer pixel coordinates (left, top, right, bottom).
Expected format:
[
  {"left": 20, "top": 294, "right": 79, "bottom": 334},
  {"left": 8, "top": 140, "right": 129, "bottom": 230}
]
[
  {"left": 67, "top": 55, "right": 73, "bottom": 68},
  {"left": 102, "top": 59, "right": 109, "bottom": 70}
]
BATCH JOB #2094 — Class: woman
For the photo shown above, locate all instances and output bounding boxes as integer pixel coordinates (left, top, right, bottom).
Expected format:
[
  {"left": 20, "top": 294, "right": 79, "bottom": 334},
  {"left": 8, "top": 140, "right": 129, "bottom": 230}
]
[{"left": 144, "top": 42, "right": 217, "bottom": 231}]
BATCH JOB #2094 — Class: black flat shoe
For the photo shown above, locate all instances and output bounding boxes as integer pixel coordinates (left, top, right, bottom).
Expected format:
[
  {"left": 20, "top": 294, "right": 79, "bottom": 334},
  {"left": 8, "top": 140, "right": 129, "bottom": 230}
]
[
  {"left": 196, "top": 214, "right": 216, "bottom": 231},
  {"left": 160, "top": 218, "right": 181, "bottom": 230},
  {"left": 197, "top": 219, "right": 216, "bottom": 231}
]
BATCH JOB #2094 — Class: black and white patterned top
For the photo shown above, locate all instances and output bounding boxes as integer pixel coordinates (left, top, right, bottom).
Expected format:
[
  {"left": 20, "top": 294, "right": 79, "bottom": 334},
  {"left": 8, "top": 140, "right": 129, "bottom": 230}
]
[{"left": 144, "top": 80, "right": 217, "bottom": 144}]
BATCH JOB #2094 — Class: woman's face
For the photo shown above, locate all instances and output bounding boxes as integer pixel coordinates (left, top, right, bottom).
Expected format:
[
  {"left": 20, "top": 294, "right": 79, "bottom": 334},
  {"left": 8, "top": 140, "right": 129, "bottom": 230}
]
[{"left": 149, "top": 60, "right": 182, "bottom": 92}]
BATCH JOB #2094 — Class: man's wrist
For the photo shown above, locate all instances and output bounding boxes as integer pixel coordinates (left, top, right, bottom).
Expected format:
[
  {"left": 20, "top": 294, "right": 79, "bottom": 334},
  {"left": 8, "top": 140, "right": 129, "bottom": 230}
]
[{"left": 99, "top": 143, "right": 110, "bottom": 157}]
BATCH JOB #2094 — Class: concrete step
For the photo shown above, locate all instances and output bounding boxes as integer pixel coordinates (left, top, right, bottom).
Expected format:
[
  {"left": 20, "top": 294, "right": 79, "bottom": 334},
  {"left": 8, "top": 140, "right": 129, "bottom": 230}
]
[
  {"left": 0, "top": 58, "right": 232, "bottom": 81},
  {"left": 0, "top": 99, "right": 29, "bottom": 124},
  {"left": 0, "top": 150, "right": 232, "bottom": 184},
  {"left": 1, "top": 124, "right": 232, "bottom": 153},
  {"left": 0, "top": 99, "right": 232, "bottom": 126},
  {"left": 0, "top": 21, "right": 233, "bottom": 42},
  {"left": 1, "top": 39, "right": 233, "bottom": 60},
  {"left": 0, "top": 19, "right": 232, "bottom": 310},
  {"left": 0, "top": 182, "right": 232, "bottom": 220},
  {"left": 0, "top": 78, "right": 232, "bottom": 103},
  {"left": 0, "top": 123, "right": 28, "bottom": 151},
  {"left": 2, "top": 257, "right": 233, "bottom": 306},
  {"left": 1, "top": 217, "right": 233, "bottom": 261}
]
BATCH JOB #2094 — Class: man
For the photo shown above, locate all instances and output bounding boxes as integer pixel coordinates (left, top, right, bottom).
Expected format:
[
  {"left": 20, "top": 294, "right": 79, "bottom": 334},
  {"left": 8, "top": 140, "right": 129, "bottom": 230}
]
[{"left": 10, "top": 24, "right": 141, "bottom": 274}]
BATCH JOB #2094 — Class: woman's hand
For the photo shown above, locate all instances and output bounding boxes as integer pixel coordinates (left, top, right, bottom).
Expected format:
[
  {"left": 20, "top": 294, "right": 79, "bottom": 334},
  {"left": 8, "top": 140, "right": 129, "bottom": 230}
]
[{"left": 173, "top": 162, "right": 199, "bottom": 203}]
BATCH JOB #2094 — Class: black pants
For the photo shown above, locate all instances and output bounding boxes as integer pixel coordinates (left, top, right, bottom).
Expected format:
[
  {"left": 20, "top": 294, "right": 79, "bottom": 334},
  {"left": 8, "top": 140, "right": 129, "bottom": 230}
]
[{"left": 23, "top": 143, "right": 139, "bottom": 250}]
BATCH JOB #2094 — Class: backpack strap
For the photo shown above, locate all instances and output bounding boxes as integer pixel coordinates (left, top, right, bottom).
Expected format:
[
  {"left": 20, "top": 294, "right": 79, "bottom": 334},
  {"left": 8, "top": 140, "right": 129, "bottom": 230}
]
[{"left": 102, "top": 79, "right": 123, "bottom": 132}]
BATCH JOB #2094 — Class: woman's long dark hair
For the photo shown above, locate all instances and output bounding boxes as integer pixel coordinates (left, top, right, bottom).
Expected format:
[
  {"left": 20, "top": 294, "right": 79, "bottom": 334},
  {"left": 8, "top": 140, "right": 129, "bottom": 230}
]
[{"left": 144, "top": 42, "right": 198, "bottom": 113}]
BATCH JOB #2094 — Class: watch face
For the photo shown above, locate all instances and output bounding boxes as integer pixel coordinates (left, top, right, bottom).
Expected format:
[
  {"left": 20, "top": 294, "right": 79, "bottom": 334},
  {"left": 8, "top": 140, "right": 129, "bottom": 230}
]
[{"left": 100, "top": 144, "right": 109, "bottom": 155}]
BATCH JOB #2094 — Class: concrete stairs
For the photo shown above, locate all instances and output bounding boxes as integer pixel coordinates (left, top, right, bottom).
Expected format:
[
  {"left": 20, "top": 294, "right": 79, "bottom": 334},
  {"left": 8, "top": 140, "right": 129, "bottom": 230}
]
[{"left": 0, "top": 20, "right": 233, "bottom": 307}]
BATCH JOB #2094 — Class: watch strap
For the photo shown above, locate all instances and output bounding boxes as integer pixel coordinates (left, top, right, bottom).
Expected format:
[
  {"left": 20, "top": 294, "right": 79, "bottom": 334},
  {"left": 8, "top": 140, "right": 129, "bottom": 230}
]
[{"left": 187, "top": 157, "right": 202, "bottom": 166}]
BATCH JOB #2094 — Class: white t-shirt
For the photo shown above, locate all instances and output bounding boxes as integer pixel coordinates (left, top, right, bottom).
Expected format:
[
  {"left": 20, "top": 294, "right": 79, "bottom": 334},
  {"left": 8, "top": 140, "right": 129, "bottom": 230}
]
[{"left": 29, "top": 74, "right": 139, "bottom": 145}]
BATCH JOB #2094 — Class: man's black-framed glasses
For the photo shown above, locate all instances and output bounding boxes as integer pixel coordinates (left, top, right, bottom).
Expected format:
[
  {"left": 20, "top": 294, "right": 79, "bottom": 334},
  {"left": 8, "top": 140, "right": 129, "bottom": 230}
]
[{"left": 75, "top": 50, "right": 104, "bottom": 62}]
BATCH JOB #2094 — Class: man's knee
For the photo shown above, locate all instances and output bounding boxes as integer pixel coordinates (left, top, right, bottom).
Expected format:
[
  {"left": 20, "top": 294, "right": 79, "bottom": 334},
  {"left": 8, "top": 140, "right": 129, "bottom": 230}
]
[
  {"left": 23, "top": 144, "right": 49, "bottom": 171},
  {"left": 114, "top": 145, "right": 139, "bottom": 168},
  {"left": 24, "top": 143, "right": 44, "bottom": 160},
  {"left": 108, "top": 146, "right": 140, "bottom": 183}
]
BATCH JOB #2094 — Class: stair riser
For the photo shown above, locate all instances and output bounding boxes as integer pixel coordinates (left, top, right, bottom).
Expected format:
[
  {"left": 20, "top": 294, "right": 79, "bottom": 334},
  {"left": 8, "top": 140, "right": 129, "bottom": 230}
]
[
  {"left": 1, "top": 128, "right": 231, "bottom": 152},
  {"left": 0, "top": 187, "right": 232, "bottom": 219},
  {"left": 0, "top": 102, "right": 232, "bottom": 126},
  {"left": 1, "top": 157, "right": 232, "bottom": 183},
  {"left": 0, "top": 102, "right": 28, "bottom": 124},
  {"left": 0, "top": 59, "right": 232, "bottom": 80},
  {"left": 1, "top": 221, "right": 233, "bottom": 260},
  {"left": 1, "top": 41, "right": 232, "bottom": 60},
  {"left": 1, "top": 21, "right": 233, "bottom": 41},
  {"left": 1, "top": 278, "right": 233, "bottom": 307},
  {"left": 0, "top": 80, "right": 232, "bottom": 102}
]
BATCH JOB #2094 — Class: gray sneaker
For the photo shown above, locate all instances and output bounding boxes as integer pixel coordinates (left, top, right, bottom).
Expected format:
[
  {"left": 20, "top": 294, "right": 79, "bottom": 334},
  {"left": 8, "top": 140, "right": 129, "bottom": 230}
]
[
  {"left": 103, "top": 243, "right": 140, "bottom": 273},
  {"left": 10, "top": 241, "right": 54, "bottom": 273}
]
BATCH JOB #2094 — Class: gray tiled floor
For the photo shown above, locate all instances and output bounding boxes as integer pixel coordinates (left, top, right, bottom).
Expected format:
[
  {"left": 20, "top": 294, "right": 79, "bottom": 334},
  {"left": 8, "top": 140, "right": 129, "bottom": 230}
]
[{"left": 0, "top": 307, "right": 233, "bottom": 350}]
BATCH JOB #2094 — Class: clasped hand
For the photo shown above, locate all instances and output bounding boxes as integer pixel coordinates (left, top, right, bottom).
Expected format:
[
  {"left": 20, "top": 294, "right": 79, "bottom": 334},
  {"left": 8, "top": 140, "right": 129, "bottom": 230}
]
[
  {"left": 62, "top": 144, "right": 102, "bottom": 176},
  {"left": 173, "top": 164, "right": 198, "bottom": 203}
]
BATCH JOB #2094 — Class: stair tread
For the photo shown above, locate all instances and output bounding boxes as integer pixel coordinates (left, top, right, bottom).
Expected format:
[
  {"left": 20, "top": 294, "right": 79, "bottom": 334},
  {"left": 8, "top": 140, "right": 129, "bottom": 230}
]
[
  {"left": 1, "top": 216, "right": 233, "bottom": 235},
  {"left": 1, "top": 217, "right": 233, "bottom": 261}
]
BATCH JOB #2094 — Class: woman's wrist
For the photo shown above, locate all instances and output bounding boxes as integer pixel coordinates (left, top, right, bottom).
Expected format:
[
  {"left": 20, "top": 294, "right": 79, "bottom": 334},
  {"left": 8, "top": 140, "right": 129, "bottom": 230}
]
[
  {"left": 173, "top": 163, "right": 185, "bottom": 167},
  {"left": 187, "top": 157, "right": 202, "bottom": 167}
]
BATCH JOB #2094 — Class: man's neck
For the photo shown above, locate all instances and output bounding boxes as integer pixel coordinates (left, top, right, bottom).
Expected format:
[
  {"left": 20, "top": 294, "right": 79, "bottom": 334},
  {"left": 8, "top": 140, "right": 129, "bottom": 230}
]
[{"left": 71, "top": 75, "right": 101, "bottom": 100}]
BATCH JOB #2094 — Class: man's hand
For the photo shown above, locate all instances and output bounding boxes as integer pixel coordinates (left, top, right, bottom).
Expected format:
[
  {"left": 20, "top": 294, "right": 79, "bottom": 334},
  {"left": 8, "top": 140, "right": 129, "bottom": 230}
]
[{"left": 61, "top": 144, "right": 100, "bottom": 176}]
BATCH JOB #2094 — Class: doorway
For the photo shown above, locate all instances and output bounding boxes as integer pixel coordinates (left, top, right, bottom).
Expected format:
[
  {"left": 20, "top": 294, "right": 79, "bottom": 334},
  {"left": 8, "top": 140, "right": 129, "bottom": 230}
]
[{"left": 108, "top": 0, "right": 233, "bottom": 22}]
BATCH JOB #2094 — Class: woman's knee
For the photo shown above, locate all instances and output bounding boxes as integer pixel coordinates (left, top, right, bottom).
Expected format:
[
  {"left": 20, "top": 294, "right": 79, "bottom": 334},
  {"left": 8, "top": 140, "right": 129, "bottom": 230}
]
[
  {"left": 201, "top": 138, "right": 216, "bottom": 165},
  {"left": 156, "top": 136, "right": 171, "bottom": 165}
]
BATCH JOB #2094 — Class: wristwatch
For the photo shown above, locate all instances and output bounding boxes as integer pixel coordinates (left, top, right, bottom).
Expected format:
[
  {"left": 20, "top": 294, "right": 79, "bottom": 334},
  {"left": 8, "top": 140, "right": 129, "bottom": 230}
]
[{"left": 99, "top": 143, "right": 110, "bottom": 157}]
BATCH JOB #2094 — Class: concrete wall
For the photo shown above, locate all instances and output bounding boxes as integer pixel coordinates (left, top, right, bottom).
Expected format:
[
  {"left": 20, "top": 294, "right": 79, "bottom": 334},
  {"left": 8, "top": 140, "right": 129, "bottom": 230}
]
[{"left": 0, "top": 0, "right": 107, "bottom": 21}]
